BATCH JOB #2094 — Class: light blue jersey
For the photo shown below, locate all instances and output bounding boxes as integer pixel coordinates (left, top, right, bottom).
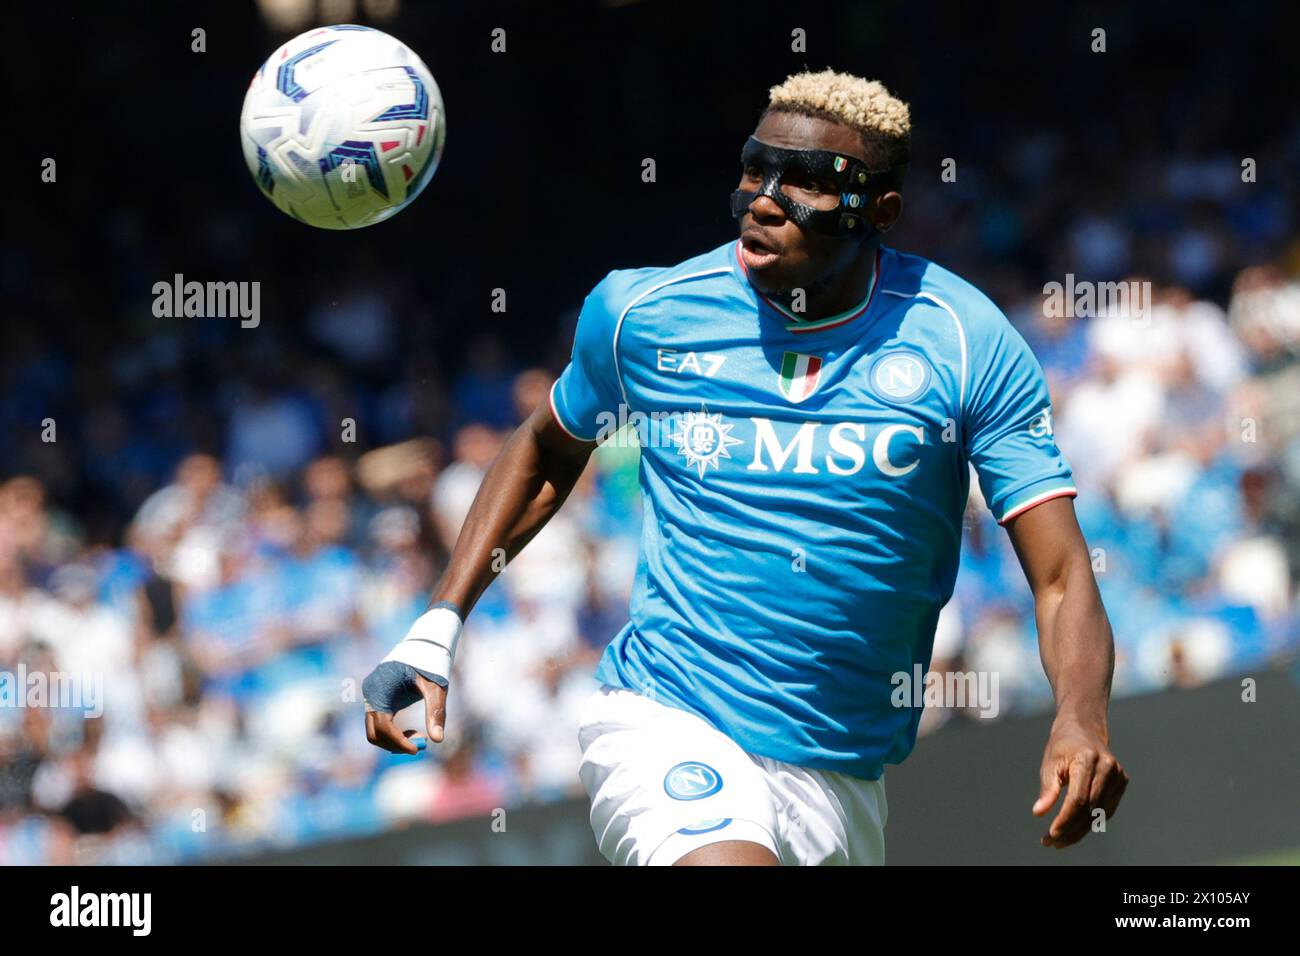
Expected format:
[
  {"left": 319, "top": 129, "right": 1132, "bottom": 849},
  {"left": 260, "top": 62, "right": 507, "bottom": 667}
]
[{"left": 551, "top": 240, "right": 1076, "bottom": 779}]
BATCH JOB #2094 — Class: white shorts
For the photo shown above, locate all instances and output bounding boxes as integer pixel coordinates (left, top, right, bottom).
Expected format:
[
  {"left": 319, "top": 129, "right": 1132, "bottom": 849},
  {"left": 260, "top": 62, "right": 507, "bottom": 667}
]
[{"left": 577, "top": 684, "right": 888, "bottom": 866}]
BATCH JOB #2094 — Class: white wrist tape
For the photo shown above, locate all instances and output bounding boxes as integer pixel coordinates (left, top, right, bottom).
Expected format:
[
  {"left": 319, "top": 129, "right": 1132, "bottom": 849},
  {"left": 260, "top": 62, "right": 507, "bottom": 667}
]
[{"left": 382, "top": 605, "right": 464, "bottom": 683}]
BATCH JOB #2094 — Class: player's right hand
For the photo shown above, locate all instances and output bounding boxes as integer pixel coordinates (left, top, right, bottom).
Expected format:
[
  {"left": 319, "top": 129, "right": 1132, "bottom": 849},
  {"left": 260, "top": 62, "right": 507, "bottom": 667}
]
[
  {"left": 364, "top": 665, "right": 447, "bottom": 754},
  {"left": 362, "top": 603, "right": 463, "bottom": 755}
]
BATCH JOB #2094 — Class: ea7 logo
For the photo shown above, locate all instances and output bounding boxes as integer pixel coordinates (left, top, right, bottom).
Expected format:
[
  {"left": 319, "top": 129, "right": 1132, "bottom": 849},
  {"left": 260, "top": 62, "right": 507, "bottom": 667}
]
[
  {"left": 656, "top": 349, "right": 726, "bottom": 377},
  {"left": 1029, "top": 406, "right": 1054, "bottom": 438}
]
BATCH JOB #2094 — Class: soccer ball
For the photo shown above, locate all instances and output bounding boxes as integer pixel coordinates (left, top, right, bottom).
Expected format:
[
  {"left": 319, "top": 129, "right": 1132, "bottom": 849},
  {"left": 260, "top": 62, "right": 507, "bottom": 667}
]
[{"left": 239, "top": 24, "right": 445, "bottom": 230}]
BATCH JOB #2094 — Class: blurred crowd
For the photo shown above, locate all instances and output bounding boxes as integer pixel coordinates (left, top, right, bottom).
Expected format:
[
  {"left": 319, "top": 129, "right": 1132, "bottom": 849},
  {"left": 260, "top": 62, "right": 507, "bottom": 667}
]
[
  {"left": 0, "top": 361, "right": 649, "bottom": 861},
  {"left": 925, "top": 265, "right": 1300, "bottom": 733},
  {"left": 3, "top": 1, "right": 1299, "bottom": 864}
]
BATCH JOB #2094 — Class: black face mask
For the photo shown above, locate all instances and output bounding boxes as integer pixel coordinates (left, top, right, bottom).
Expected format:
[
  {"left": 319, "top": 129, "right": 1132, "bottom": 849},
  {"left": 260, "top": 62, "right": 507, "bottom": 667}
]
[{"left": 730, "top": 136, "right": 903, "bottom": 239}]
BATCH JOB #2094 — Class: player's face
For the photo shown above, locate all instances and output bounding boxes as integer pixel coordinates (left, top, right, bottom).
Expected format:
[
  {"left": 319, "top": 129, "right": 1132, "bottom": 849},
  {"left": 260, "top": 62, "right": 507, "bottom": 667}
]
[{"left": 736, "top": 112, "right": 876, "bottom": 296}]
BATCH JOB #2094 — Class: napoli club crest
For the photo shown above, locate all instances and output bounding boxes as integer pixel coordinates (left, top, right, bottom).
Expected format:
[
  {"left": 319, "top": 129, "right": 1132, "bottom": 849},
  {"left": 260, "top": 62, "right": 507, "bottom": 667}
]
[
  {"left": 663, "top": 761, "right": 724, "bottom": 800},
  {"left": 869, "top": 350, "right": 932, "bottom": 404}
]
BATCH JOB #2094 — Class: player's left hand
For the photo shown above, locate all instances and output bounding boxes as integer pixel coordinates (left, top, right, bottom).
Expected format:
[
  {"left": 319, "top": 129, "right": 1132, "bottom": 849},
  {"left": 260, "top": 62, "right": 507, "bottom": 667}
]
[{"left": 1031, "top": 719, "right": 1129, "bottom": 849}]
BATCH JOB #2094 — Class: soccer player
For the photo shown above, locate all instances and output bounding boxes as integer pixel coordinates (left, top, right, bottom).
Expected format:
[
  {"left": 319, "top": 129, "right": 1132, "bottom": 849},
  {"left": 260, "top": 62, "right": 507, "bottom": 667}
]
[{"left": 363, "top": 69, "right": 1129, "bottom": 865}]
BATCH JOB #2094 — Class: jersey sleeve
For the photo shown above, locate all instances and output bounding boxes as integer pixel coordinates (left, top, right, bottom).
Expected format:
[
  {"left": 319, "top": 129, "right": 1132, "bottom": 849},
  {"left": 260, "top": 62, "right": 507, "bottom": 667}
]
[
  {"left": 549, "top": 273, "right": 626, "bottom": 442},
  {"left": 963, "top": 301, "right": 1077, "bottom": 524}
]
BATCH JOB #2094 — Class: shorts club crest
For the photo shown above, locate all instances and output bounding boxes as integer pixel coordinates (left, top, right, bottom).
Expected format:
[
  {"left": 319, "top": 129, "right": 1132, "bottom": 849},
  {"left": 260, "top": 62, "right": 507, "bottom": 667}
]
[
  {"left": 663, "top": 761, "right": 724, "bottom": 800},
  {"left": 579, "top": 685, "right": 889, "bottom": 865}
]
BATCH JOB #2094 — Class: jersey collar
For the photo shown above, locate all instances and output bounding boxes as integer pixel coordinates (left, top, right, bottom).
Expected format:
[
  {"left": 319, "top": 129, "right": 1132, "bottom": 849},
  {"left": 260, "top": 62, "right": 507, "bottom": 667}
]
[{"left": 734, "top": 240, "right": 882, "bottom": 334}]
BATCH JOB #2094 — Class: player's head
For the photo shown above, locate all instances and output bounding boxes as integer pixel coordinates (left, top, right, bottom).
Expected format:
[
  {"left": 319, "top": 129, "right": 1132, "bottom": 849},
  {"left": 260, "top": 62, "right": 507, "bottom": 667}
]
[{"left": 733, "top": 70, "right": 910, "bottom": 298}]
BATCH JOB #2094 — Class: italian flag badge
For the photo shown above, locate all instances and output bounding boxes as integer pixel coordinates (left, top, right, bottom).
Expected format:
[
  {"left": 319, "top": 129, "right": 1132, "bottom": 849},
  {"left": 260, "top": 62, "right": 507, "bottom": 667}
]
[{"left": 778, "top": 351, "right": 824, "bottom": 403}]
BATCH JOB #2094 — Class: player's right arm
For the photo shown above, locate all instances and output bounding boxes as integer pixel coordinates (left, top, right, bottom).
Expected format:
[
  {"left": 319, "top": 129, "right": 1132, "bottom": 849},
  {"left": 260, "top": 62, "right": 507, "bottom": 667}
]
[
  {"left": 434, "top": 404, "right": 597, "bottom": 613},
  {"left": 363, "top": 405, "right": 595, "bottom": 754},
  {"left": 363, "top": 273, "right": 627, "bottom": 755}
]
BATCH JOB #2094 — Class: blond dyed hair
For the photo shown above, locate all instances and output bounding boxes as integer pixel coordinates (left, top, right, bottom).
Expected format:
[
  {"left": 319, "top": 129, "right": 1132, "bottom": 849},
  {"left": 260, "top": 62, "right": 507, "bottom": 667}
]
[{"left": 764, "top": 69, "right": 911, "bottom": 177}]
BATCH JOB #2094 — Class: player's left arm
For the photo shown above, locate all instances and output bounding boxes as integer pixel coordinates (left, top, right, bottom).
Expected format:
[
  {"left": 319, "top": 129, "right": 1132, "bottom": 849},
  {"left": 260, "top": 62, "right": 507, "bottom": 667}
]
[
  {"left": 1004, "top": 496, "right": 1129, "bottom": 849},
  {"left": 961, "top": 291, "right": 1129, "bottom": 850}
]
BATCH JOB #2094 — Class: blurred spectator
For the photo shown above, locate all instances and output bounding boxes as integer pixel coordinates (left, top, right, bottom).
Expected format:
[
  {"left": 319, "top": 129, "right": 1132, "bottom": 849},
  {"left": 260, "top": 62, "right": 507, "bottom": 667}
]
[{"left": 431, "top": 424, "right": 505, "bottom": 549}]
